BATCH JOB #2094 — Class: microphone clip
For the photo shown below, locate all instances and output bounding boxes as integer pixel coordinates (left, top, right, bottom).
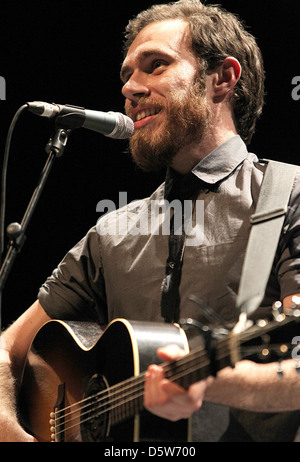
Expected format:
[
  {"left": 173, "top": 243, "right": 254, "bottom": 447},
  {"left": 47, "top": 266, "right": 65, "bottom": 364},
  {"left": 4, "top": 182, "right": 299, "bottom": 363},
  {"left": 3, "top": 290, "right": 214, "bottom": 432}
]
[{"left": 46, "top": 127, "right": 72, "bottom": 158}]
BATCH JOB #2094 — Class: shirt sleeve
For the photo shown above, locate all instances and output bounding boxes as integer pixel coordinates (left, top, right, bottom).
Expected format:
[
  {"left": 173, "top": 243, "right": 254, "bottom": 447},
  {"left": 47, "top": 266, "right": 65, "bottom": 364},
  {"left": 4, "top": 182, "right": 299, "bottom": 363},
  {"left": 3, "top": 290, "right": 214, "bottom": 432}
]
[
  {"left": 276, "top": 171, "right": 300, "bottom": 299},
  {"left": 38, "top": 226, "right": 108, "bottom": 324}
]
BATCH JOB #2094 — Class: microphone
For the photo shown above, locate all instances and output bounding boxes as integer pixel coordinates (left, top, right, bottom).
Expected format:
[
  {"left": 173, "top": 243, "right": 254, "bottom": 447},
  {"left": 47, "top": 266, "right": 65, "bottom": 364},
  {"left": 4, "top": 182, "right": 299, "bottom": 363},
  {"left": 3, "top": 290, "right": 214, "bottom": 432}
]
[{"left": 26, "top": 101, "right": 134, "bottom": 139}]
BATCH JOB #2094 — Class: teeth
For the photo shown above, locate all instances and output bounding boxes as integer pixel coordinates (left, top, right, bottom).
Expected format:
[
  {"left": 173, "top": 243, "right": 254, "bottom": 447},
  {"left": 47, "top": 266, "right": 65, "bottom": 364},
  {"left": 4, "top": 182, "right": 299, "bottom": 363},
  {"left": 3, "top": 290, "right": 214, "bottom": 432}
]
[{"left": 136, "top": 107, "right": 159, "bottom": 121}]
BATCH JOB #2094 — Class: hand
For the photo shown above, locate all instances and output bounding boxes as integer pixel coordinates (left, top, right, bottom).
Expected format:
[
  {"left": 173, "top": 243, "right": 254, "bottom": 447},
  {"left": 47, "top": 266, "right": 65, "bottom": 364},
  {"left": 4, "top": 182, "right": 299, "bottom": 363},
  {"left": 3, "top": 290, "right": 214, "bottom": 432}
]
[{"left": 144, "top": 344, "right": 211, "bottom": 421}]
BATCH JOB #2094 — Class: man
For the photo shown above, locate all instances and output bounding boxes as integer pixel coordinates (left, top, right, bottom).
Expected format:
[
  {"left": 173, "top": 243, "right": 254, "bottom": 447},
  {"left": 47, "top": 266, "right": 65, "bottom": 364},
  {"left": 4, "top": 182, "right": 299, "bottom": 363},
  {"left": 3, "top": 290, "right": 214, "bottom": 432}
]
[{"left": 1, "top": 0, "right": 300, "bottom": 442}]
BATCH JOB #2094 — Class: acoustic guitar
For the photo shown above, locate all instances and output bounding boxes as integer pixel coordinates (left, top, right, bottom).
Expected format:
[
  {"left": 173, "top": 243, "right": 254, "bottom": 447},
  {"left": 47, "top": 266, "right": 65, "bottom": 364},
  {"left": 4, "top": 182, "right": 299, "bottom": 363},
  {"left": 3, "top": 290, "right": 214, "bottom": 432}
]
[{"left": 19, "top": 313, "right": 298, "bottom": 442}]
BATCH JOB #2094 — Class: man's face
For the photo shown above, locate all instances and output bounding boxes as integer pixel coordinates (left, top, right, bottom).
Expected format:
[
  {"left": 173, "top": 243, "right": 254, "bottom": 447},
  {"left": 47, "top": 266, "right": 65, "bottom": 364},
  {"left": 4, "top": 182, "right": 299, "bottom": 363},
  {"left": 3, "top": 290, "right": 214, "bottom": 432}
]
[{"left": 121, "top": 19, "right": 212, "bottom": 172}]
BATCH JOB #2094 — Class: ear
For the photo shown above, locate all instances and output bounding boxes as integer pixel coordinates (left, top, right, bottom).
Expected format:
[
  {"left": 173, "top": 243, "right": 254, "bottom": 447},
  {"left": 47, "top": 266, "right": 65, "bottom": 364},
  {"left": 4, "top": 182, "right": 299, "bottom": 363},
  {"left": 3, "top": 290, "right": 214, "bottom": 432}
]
[{"left": 212, "top": 57, "right": 241, "bottom": 100}]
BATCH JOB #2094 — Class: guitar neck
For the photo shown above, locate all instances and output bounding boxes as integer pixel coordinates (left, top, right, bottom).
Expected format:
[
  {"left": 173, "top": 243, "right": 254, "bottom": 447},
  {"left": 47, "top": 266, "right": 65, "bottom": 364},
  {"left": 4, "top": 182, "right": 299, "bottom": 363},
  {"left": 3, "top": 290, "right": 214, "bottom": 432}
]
[{"left": 163, "top": 336, "right": 233, "bottom": 388}]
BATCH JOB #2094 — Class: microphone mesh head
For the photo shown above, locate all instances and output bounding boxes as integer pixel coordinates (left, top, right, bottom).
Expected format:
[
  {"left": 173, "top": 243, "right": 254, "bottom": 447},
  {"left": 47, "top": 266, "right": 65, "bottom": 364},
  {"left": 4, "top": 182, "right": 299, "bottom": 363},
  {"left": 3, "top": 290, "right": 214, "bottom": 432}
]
[{"left": 106, "top": 112, "right": 134, "bottom": 139}]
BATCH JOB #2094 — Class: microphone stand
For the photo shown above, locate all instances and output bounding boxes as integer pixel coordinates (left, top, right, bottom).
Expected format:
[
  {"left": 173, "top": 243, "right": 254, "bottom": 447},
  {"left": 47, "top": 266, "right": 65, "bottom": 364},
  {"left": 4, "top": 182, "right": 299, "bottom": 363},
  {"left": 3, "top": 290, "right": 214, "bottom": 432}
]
[{"left": 0, "top": 126, "right": 72, "bottom": 333}]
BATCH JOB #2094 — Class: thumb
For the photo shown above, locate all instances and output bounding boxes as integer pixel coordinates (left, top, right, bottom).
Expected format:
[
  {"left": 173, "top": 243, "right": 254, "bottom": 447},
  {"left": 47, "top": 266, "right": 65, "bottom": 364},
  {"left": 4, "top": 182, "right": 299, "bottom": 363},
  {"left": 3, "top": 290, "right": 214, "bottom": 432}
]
[{"left": 156, "top": 344, "right": 187, "bottom": 362}]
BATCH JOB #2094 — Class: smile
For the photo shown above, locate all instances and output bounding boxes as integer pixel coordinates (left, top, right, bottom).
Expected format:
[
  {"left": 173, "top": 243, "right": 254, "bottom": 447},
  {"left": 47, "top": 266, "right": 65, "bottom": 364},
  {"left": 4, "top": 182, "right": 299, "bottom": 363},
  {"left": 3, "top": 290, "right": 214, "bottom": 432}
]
[{"left": 135, "top": 107, "right": 161, "bottom": 122}]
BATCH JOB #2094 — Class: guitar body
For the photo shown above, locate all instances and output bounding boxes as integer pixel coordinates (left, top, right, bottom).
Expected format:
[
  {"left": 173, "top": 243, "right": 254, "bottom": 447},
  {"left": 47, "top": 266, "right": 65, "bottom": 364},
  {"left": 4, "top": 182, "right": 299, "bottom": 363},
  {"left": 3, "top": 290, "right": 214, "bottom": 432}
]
[{"left": 19, "top": 318, "right": 190, "bottom": 442}]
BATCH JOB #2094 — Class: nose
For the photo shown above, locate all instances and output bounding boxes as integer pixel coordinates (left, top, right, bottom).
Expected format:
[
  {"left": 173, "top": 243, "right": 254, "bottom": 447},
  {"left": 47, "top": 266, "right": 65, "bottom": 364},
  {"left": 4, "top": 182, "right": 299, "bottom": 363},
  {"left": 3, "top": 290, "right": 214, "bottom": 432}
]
[{"left": 122, "top": 74, "right": 150, "bottom": 103}]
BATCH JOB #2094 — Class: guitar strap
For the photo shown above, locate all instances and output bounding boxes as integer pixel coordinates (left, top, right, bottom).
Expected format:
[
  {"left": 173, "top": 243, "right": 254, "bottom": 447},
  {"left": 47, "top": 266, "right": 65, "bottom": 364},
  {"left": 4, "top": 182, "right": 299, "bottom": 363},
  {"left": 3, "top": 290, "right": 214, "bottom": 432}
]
[{"left": 236, "top": 159, "right": 300, "bottom": 317}]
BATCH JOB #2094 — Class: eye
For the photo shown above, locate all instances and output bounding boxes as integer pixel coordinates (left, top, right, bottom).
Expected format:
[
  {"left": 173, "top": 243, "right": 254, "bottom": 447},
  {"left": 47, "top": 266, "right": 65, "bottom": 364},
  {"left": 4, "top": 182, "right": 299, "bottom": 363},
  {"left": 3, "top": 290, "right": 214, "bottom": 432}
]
[
  {"left": 153, "top": 60, "right": 163, "bottom": 69},
  {"left": 151, "top": 59, "right": 167, "bottom": 73}
]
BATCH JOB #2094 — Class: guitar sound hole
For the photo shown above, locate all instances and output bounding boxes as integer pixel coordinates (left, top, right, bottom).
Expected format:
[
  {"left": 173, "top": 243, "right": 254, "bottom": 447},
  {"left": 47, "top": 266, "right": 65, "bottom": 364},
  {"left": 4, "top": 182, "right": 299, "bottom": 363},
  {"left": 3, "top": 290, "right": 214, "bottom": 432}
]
[{"left": 80, "top": 374, "right": 111, "bottom": 442}]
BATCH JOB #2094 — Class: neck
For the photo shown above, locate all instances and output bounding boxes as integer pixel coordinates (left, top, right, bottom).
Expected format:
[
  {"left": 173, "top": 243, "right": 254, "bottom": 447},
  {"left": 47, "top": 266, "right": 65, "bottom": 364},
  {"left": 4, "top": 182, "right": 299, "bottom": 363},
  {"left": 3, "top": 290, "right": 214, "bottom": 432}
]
[{"left": 171, "top": 127, "right": 238, "bottom": 174}]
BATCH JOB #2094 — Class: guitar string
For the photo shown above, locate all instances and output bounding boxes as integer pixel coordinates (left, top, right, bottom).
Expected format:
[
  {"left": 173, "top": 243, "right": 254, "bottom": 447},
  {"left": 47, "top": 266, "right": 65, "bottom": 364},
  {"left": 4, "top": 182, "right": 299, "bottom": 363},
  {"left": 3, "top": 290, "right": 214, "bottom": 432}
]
[
  {"left": 54, "top": 330, "right": 291, "bottom": 442},
  {"left": 52, "top": 344, "right": 208, "bottom": 417},
  {"left": 51, "top": 372, "right": 147, "bottom": 434},
  {"left": 52, "top": 336, "right": 235, "bottom": 427},
  {"left": 51, "top": 349, "right": 213, "bottom": 437},
  {"left": 52, "top": 362, "right": 204, "bottom": 440},
  {"left": 52, "top": 342, "right": 213, "bottom": 421},
  {"left": 51, "top": 317, "right": 293, "bottom": 440},
  {"left": 56, "top": 336, "right": 282, "bottom": 435},
  {"left": 52, "top": 318, "right": 284, "bottom": 424},
  {"left": 53, "top": 341, "right": 289, "bottom": 442},
  {"left": 51, "top": 347, "right": 231, "bottom": 439},
  {"left": 52, "top": 351, "right": 230, "bottom": 441},
  {"left": 52, "top": 379, "right": 148, "bottom": 439},
  {"left": 53, "top": 331, "right": 237, "bottom": 419},
  {"left": 51, "top": 329, "right": 264, "bottom": 438}
]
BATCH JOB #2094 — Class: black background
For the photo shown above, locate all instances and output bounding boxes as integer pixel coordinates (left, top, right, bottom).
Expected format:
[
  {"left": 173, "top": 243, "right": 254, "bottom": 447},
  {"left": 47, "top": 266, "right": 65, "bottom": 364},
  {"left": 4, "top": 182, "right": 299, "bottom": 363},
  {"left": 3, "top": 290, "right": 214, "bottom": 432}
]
[{"left": 1, "top": 0, "right": 300, "bottom": 328}]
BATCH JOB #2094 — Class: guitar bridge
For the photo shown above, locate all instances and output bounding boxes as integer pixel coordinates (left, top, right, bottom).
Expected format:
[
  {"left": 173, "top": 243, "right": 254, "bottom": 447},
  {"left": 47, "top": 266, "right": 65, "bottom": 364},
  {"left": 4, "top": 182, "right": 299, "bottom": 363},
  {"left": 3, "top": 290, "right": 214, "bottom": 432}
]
[{"left": 50, "top": 382, "right": 65, "bottom": 442}]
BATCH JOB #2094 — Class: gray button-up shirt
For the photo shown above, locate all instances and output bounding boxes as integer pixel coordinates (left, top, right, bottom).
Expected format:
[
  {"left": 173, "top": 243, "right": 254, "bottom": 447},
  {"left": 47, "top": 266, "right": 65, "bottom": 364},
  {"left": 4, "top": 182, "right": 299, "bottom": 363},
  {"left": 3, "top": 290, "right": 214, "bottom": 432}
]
[{"left": 38, "top": 135, "right": 300, "bottom": 327}]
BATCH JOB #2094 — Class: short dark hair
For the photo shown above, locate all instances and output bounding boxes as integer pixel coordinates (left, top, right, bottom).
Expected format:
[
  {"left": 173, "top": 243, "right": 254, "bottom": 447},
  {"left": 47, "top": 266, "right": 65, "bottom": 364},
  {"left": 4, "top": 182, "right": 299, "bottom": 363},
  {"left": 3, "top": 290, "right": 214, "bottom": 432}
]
[{"left": 123, "top": 0, "right": 265, "bottom": 145}]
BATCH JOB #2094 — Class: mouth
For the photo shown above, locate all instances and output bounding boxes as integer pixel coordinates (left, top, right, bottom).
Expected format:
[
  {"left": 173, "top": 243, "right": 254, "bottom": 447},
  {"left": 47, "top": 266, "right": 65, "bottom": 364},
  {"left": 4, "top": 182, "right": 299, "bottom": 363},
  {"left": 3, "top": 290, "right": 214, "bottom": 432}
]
[
  {"left": 128, "top": 104, "right": 162, "bottom": 130},
  {"left": 135, "top": 106, "right": 161, "bottom": 122}
]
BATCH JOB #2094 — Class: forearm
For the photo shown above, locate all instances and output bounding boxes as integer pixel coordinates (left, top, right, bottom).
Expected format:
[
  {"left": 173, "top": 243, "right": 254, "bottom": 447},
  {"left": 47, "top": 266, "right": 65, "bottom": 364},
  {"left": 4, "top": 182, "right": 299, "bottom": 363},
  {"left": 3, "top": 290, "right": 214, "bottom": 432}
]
[
  {"left": 0, "top": 302, "right": 50, "bottom": 441},
  {"left": 0, "top": 344, "right": 33, "bottom": 441},
  {"left": 0, "top": 346, "right": 17, "bottom": 417},
  {"left": 205, "top": 359, "right": 300, "bottom": 412}
]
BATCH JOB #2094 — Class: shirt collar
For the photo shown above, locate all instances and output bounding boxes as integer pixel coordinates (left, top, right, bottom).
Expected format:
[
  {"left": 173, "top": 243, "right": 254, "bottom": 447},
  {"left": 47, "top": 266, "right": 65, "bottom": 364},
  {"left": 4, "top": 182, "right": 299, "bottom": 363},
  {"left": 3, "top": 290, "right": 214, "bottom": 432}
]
[
  {"left": 164, "top": 135, "right": 248, "bottom": 199},
  {"left": 191, "top": 135, "right": 248, "bottom": 184}
]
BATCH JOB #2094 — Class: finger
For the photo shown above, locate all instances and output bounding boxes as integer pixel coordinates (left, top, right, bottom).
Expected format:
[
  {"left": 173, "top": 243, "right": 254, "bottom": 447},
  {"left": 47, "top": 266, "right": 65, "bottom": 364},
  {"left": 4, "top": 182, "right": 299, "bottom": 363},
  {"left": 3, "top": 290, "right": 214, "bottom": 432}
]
[
  {"left": 144, "top": 365, "right": 168, "bottom": 407},
  {"left": 149, "top": 380, "right": 196, "bottom": 420},
  {"left": 162, "top": 379, "right": 207, "bottom": 410},
  {"left": 156, "top": 344, "right": 187, "bottom": 361}
]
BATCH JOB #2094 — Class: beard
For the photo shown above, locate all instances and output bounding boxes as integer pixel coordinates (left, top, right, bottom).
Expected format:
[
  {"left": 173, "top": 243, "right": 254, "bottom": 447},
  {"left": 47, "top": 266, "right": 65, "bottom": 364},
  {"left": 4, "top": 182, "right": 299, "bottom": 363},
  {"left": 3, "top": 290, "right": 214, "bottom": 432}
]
[{"left": 127, "top": 78, "right": 212, "bottom": 172}]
